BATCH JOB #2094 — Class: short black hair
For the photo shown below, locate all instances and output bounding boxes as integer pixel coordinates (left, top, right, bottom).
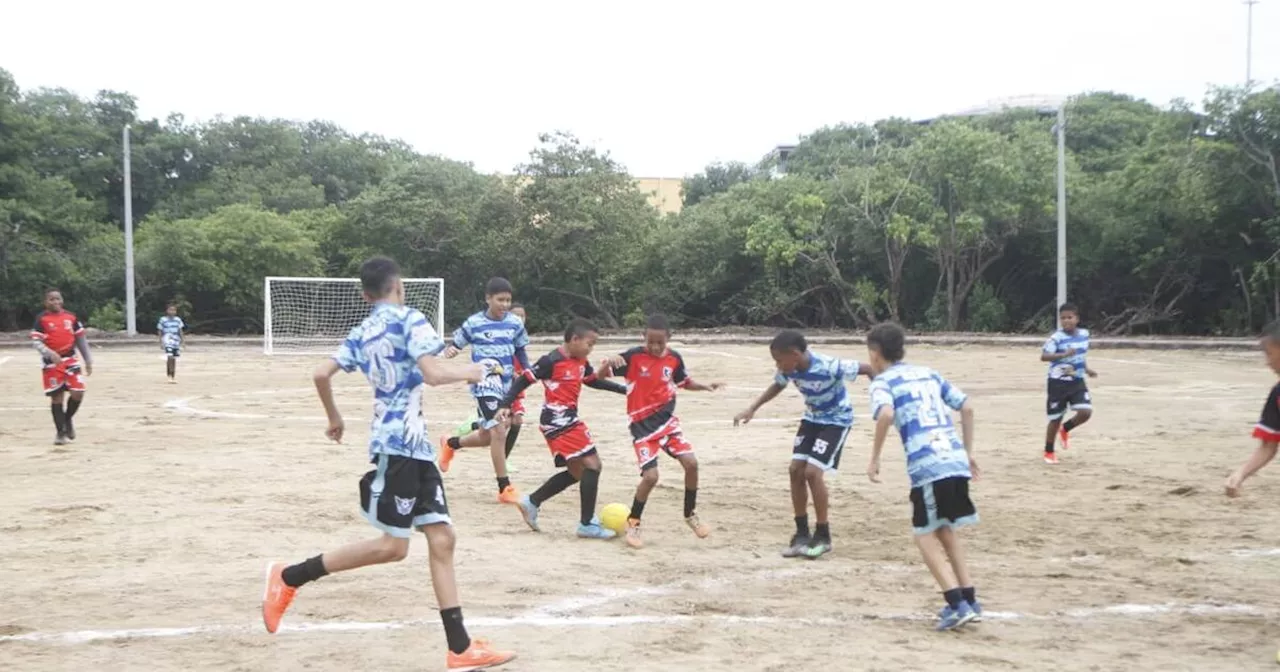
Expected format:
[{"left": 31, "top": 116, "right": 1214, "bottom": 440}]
[
  {"left": 770, "top": 329, "right": 807, "bottom": 353},
  {"left": 486, "top": 277, "right": 514, "bottom": 297},
  {"left": 1262, "top": 320, "right": 1280, "bottom": 343},
  {"left": 564, "top": 318, "right": 598, "bottom": 342},
  {"left": 645, "top": 313, "right": 671, "bottom": 333},
  {"left": 1059, "top": 302, "right": 1079, "bottom": 315},
  {"left": 44, "top": 287, "right": 61, "bottom": 296},
  {"left": 360, "top": 256, "right": 401, "bottom": 298},
  {"left": 867, "top": 322, "right": 906, "bottom": 363}
]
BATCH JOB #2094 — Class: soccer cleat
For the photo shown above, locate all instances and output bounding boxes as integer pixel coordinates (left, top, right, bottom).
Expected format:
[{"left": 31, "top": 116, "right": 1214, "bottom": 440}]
[
  {"left": 496, "top": 485, "right": 520, "bottom": 505},
  {"left": 938, "top": 600, "right": 983, "bottom": 623},
  {"left": 64, "top": 420, "right": 76, "bottom": 441},
  {"left": 261, "top": 562, "right": 297, "bottom": 634},
  {"left": 804, "top": 538, "right": 833, "bottom": 559},
  {"left": 625, "top": 518, "right": 644, "bottom": 548},
  {"left": 576, "top": 517, "right": 617, "bottom": 540},
  {"left": 446, "top": 638, "right": 516, "bottom": 671},
  {"left": 685, "top": 514, "right": 711, "bottom": 539},
  {"left": 1058, "top": 426, "right": 1071, "bottom": 451},
  {"left": 781, "top": 534, "right": 812, "bottom": 558},
  {"left": 54, "top": 432, "right": 68, "bottom": 446},
  {"left": 935, "top": 601, "right": 977, "bottom": 631},
  {"left": 516, "top": 495, "right": 540, "bottom": 532},
  {"left": 438, "top": 434, "right": 456, "bottom": 473},
  {"left": 1043, "top": 452, "right": 1059, "bottom": 465}
]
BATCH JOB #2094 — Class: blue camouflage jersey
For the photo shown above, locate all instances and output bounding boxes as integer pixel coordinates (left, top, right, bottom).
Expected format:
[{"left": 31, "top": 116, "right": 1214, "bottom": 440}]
[
  {"left": 774, "top": 351, "right": 863, "bottom": 427},
  {"left": 451, "top": 310, "right": 529, "bottom": 398},
  {"left": 1043, "top": 328, "right": 1090, "bottom": 382},
  {"left": 157, "top": 315, "right": 185, "bottom": 349},
  {"left": 333, "top": 302, "right": 446, "bottom": 462},
  {"left": 869, "top": 363, "right": 971, "bottom": 488}
]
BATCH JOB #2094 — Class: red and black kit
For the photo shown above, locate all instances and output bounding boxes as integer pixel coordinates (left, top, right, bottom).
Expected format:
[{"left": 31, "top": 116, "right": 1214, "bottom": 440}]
[
  {"left": 30, "top": 311, "right": 87, "bottom": 395},
  {"left": 503, "top": 347, "right": 626, "bottom": 463},
  {"left": 611, "top": 347, "right": 698, "bottom": 471},
  {"left": 1253, "top": 382, "right": 1280, "bottom": 443}
]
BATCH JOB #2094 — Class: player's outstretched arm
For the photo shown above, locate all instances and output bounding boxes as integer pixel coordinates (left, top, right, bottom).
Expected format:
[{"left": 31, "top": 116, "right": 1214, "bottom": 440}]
[
  {"left": 313, "top": 360, "right": 345, "bottom": 442},
  {"left": 586, "top": 378, "right": 627, "bottom": 394},
  {"left": 1226, "top": 441, "right": 1279, "bottom": 497},
  {"left": 958, "top": 400, "right": 979, "bottom": 479},
  {"left": 417, "top": 355, "right": 485, "bottom": 387},
  {"left": 683, "top": 379, "right": 724, "bottom": 392},
  {"left": 868, "top": 406, "right": 894, "bottom": 483},
  {"left": 75, "top": 333, "right": 93, "bottom": 374},
  {"left": 734, "top": 382, "right": 785, "bottom": 425}
]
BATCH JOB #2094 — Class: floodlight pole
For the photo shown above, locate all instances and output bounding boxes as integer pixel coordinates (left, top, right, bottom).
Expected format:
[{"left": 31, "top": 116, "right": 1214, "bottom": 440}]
[
  {"left": 1055, "top": 104, "right": 1067, "bottom": 329},
  {"left": 1246, "top": 0, "right": 1259, "bottom": 86},
  {"left": 123, "top": 125, "right": 137, "bottom": 336}
]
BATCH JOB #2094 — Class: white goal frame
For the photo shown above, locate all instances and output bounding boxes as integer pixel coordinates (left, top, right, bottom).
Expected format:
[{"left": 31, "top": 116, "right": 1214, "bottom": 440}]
[{"left": 263, "top": 276, "right": 446, "bottom": 355}]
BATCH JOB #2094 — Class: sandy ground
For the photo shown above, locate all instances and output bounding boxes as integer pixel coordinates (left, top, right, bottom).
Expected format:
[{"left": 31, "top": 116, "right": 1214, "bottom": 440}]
[{"left": 1, "top": 342, "right": 1279, "bottom": 671}]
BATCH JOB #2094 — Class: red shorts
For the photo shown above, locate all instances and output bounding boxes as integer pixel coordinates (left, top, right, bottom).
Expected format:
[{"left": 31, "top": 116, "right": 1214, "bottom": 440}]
[
  {"left": 634, "top": 431, "right": 694, "bottom": 472},
  {"left": 512, "top": 393, "right": 526, "bottom": 417},
  {"left": 544, "top": 423, "right": 596, "bottom": 465},
  {"left": 42, "top": 357, "right": 85, "bottom": 395}
]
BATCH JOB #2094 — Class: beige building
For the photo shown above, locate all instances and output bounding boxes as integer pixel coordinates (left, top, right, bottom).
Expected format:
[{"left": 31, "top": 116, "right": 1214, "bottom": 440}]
[{"left": 634, "top": 176, "right": 684, "bottom": 214}]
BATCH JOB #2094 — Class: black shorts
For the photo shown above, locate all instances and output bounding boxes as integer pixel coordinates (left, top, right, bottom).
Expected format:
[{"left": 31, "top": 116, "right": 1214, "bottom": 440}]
[
  {"left": 1046, "top": 379, "right": 1091, "bottom": 419},
  {"left": 475, "top": 396, "right": 503, "bottom": 430},
  {"left": 791, "top": 421, "right": 850, "bottom": 472},
  {"left": 910, "top": 476, "right": 978, "bottom": 535},
  {"left": 359, "top": 454, "right": 451, "bottom": 538},
  {"left": 164, "top": 346, "right": 181, "bottom": 357}
]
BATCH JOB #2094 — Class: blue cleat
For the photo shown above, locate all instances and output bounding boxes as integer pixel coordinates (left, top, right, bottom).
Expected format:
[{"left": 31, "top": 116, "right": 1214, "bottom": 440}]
[
  {"left": 938, "top": 600, "right": 983, "bottom": 622},
  {"left": 576, "top": 516, "right": 617, "bottom": 540},
  {"left": 935, "top": 601, "right": 977, "bottom": 631},
  {"left": 517, "top": 495, "right": 540, "bottom": 532}
]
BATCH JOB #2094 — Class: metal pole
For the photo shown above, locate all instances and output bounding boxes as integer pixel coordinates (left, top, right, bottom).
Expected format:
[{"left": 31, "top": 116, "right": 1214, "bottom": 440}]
[
  {"left": 1245, "top": 0, "right": 1258, "bottom": 86},
  {"left": 123, "top": 125, "right": 137, "bottom": 336},
  {"left": 1056, "top": 104, "right": 1067, "bottom": 329}
]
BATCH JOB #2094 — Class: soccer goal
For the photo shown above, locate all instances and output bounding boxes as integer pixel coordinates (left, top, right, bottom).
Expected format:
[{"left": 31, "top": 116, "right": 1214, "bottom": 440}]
[{"left": 263, "top": 277, "right": 445, "bottom": 355}]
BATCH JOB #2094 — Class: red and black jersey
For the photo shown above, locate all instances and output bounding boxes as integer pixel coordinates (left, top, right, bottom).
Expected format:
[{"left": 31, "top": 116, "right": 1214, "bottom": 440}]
[
  {"left": 1253, "top": 382, "right": 1280, "bottom": 443},
  {"left": 503, "top": 347, "right": 626, "bottom": 438},
  {"left": 611, "top": 346, "right": 689, "bottom": 441},
  {"left": 31, "top": 310, "right": 85, "bottom": 359}
]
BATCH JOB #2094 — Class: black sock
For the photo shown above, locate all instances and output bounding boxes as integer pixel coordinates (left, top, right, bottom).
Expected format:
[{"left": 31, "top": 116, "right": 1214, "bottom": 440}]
[
  {"left": 497, "top": 476, "right": 511, "bottom": 492},
  {"left": 961, "top": 586, "right": 976, "bottom": 603},
  {"left": 446, "top": 436, "right": 462, "bottom": 450},
  {"left": 579, "top": 467, "right": 601, "bottom": 526},
  {"left": 65, "top": 397, "right": 81, "bottom": 421},
  {"left": 1044, "top": 441, "right": 1054, "bottom": 454},
  {"left": 440, "top": 606, "right": 471, "bottom": 654},
  {"left": 1063, "top": 418, "right": 1078, "bottom": 433},
  {"left": 504, "top": 424, "right": 521, "bottom": 458},
  {"left": 51, "top": 404, "right": 66, "bottom": 434},
  {"left": 281, "top": 555, "right": 328, "bottom": 588},
  {"left": 943, "top": 588, "right": 964, "bottom": 609},
  {"left": 470, "top": 422, "right": 480, "bottom": 431},
  {"left": 815, "top": 522, "right": 830, "bottom": 541},
  {"left": 795, "top": 515, "right": 810, "bottom": 538},
  {"left": 530, "top": 470, "right": 578, "bottom": 507},
  {"left": 630, "top": 498, "right": 646, "bottom": 521},
  {"left": 683, "top": 488, "right": 697, "bottom": 518},
  {"left": 166, "top": 358, "right": 175, "bottom": 378}
]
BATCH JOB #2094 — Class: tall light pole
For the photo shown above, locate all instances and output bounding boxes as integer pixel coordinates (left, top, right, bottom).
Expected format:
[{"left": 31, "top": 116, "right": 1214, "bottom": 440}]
[
  {"left": 123, "top": 125, "right": 137, "bottom": 336},
  {"left": 1055, "top": 104, "right": 1067, "bottom": 328},
  {"left": 1246, "top": 0, "right": 1259, "bottom": 86}
]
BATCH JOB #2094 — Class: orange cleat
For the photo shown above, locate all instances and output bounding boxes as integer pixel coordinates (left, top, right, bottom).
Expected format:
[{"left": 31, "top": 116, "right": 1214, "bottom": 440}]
[
  {"left": 439, "top": 434, "right": 456, "bottom": 473},
  {"left": 497, "top": 485, "right": 520, "bottom": 505},
  {"left": 447, "top": 638, "right": 516, "bottom": 671},
  {"left": 1043, "top": 452, "right": 1059, "bottom": 465},
  {"left": 685, "top": 514, "right": 711, "bottom": 539},
  {"left": 261, "top": 562, "right": 297, "bottom": 634},
  {"left": 1058, "top": 426, "right": 1071, "bottom": 451},
  {"left": 625, "top": 518, "right": 644, "bottom": 548}
]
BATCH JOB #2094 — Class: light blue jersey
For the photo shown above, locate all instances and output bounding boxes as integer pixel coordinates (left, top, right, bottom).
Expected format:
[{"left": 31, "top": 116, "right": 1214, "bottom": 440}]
[
  {"left": 333, "top": 303, "right": 446, "bottom": 462},
  {"left": 869, "top": 363, "right": 971, "bottom": 488},
  {"left": 157, "top": 315, "right": 185, "bottom": 349},
  {"left": 774, "top": 351, "right": 863, "bottom": 427},
  {"left": 451, "top": 311, "right": 529, "bottom": 399},
  {"left": 1043, "top": 328, "right": 1090, "bottom": 382}
]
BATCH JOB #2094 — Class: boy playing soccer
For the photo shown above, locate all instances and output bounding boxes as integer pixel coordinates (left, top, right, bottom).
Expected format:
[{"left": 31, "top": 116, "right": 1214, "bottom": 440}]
[
  {"left": 156, "top": 303, "right": 186, "bottom": 383},
  {"left": 597, "top": 314, "right": 724, "bottom": 549},
  {"left": 261, "top": 257, "right": 515, "bottom": 671},
  {"left": 734, "top": 330, "right": 871, "bottom": 558},
  {"left": 440, "top": 278, "right": 530, "bottom": 504},
  {"left": 1225, "top": 320, "right": 1280, "bottom": 499},
  {"left": 865, "top": 322, "right": 982, "bottom": 631},
  {"left": 499, "top": 318, "right": 627, "bottom": 539},
  {"left": 1041, "top": 302, "right": 1098, "bottom": 464},
  {"left": 30, "top": 289, "right": 94, "bottom": 445}
]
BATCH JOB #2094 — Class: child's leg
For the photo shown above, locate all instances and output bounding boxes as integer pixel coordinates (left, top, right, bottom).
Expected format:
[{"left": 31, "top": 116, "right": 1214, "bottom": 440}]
[
  {"left": 676, "top": 453, "right": 711, "bottom": 538},
  {"left": 914, "top": 531, "right": 960, "bottom": 592},
  {"left": 296, "top": 534, "right": 410, "bottom": 578},
  {"left": 575, "top": 452, "right": 603, "bottom": 526},
  {"left": 1043, "top": 419, "right": 1062, "bottom": 453},
  {"left": 422, "top": 523, "right": 468, "bottom": 652},
  {"left": 630, "top": 465, "right": 660, "bottom": 521},
  {"left": 504, "top": 414, "right": 522, "bottom": 458},
  {"left": 48, "top": 389, "right": 67, "bottom": 437},
  {"left": 788, "top": 460, "right": 810, "bottom": 536},
  {"left": 936, "top": 526, "right": 976, "bottom": 603},
  {"left": 1063, "top": 408, "right": 1092, "bottom": 433},
  {"left": 166, "top": 355, "right": 176, "bottom": 378},
  {"left": 805, "top": 464, "right": 829, "bottom": 527},
  {"left": 453, "top": 427, "right": 492, "bottom": 449},
  {"left": 488, "top": 418, "right": 515, "bottom": 498}
]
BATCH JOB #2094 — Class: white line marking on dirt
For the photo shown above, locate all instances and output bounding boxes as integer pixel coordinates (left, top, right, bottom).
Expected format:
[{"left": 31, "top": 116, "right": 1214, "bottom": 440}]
[
  {"left": 524, "top": 567, "right": 812, "bottom": 617},
  {"left": 0, "top": 355, "right": 11, "bottom": 368},
  {"left": 2, "top": 602, "right": 1267, "bottom": 645},
  {"left": 1229, "top": 548, "right": 1280, "bottom": 557},
  {"left": 0, "top": 403, "right": 140, "bottom": 414}
]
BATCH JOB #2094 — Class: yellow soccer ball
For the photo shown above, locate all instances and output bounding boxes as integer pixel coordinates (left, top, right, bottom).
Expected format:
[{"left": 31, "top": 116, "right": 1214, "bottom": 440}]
[{"left": 600, "top": 503, "right": 630, "bottom": 533}]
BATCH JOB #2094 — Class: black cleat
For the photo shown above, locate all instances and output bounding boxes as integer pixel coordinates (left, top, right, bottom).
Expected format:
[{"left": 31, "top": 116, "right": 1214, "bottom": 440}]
[
  {"left": 64, "top": 420, "right": 76, "bottom": 441},
  {"left": 782, "top": 534, "right": 812, "bottom": 558}
]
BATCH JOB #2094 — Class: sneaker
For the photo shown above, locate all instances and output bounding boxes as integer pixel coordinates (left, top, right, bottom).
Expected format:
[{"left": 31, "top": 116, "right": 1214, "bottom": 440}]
[
  {"left": 496, "top": 485, "right": 520, "bottom": 505},
  {"left": 804, "top": 537, "right": 833, "bottom": 559},
  {"left": 261, "top": 562, "right": 297, "bottom": 634},
  {"left": 935, "top": 601, "right": 977, "bottom": 631},
  {"left": 576, "top": 517, "right": 617, "bottom": 540},
  {"left": 938, "top": 600, "right": 983, "bottom": 622},
  {"left": 1043, "top": 451, "right": 1059, "bottom": 465},
  {"left": 781, "top": 534, "right": 812, "bottom": 558},
  {"left": 64, "top": 420, "right": 75, "bottom": 441},
  {"left": 625, "top": 518, "right": 644, "bottom": 548},
  {"left": 685, "top": 514, "right": 710, "bottom": 539},
  {"left": 516, "top": 495, "right": 540, "bottom": 532},
  {"left": 1058, "top": 426, "right": 1071, "bottom": 451},
  {"left": 438, "top": 434, "right": 456, "bottom": 473},
  {"left": 54, "top": 432, "right": 68, "bottom": 445},
  {"left": 447, "top": 638, "right": 516, "bottom": 671}
]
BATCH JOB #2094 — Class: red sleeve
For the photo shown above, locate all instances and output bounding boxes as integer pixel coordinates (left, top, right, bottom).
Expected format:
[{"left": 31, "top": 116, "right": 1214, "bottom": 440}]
[{"left": 1252, "top": 384, "right": 1280, "bottom": 442}]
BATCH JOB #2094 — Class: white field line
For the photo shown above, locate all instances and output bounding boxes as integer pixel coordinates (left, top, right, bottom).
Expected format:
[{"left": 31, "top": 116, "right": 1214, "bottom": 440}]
[{"left": 0, "top": 355, "right": 11, "bottom": 368}]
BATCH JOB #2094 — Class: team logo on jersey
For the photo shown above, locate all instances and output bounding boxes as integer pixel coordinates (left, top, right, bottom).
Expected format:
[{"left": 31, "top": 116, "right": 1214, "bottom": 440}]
[
  {"left": 394, "top": 496, "right": 417, "bottom": 516},
  {"left": 662, "top": 366, "right": 672, "bottom": 380}
]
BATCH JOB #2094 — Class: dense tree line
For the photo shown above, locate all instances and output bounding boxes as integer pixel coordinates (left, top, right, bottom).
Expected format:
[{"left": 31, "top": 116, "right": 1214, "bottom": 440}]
[{"left": 1, "top": 66, "right": 1277, "bottom": 335}]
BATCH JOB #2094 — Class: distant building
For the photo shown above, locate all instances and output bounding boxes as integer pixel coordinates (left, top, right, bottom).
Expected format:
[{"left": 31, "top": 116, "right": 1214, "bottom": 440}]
[
  {"left": 917, "top": 94, "right": 1066, "bottom": 124},
  {"left": 763, "top": 144, "right": 797, "bottom": 178},
  {"left": 634, "top": 176, "right": 683, "bottom": 214}
]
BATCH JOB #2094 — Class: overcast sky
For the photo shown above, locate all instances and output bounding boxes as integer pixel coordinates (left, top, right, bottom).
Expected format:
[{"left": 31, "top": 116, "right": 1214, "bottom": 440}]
[{"left": 2, "top": 0, "right": 1277, "bottom": 177}]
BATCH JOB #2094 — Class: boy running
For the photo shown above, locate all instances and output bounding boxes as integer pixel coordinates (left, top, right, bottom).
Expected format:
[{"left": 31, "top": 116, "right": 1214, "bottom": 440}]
[
  {"left": 865, "top": 322, "right": 982, "bottom": 631},
  {"left": 1225, "top": 320, "right": 1280, "bottom": 498},
  {"left": 440, "top": 278, "right": 530, "bottom": 504},
  {"left": 499, "top": 318, "right": 627, "bottom": 539},
  {"left": 1041, "top": 302, "right": 1098, "bottom": 464},
  {"left": 734, "top": 330, "right": 871, "bottom": 558},
  {"left": 261, "top": 257, "right": 515, "bottom": 671},
  {"left": 597, "top": 314, "right": 724, "bottom": 549},
  {"left": 157, "top": 303, "right": 186, "bottom": 383},
  {"left": 30, "top": 288, "right": 93, "bottom": 445}
]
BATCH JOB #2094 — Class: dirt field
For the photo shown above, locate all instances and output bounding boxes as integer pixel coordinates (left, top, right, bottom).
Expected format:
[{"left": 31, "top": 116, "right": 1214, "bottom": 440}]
[{"left": 2, "top": 342, "right": 1279, "bottom": 671}]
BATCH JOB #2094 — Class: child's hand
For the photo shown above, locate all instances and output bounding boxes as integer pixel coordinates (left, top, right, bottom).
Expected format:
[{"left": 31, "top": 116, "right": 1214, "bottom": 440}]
[
  {"left": 1086, "top": 368, "right": 1099, "bottom": 379},
  {"left": 83, "top": 362, "right": 92, "bottom": 376},
  {"left": 1225, "top": 472, "right": 1244, "bottom": 497},
  {"left": 708, "top": 382, "right": 725, "bottom": 391},
  {"left": 969, "top": 457, "right": 982, "bottom": 481},
  {"left": 326, "top": 416, "right": 345, "bottom": 443},
  {"left": 495, "top": 408, "right": 511, "bottom": 424},
  {"left": 442, "top": 345, "right": 460, "bottom": 359},
  {"left": 867, "top": 458, "right": 881, "bottom": 483},
  {"left": 601, "top": 354, "right": 625, "bottom": 369},
  {"left": 733, "top": 408, "right": 754, "bottom": 426}
]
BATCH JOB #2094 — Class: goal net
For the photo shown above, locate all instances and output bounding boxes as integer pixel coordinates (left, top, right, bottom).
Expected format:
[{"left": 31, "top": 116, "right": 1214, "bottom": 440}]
[{"left": 263, "top": 277, "right": 445, "bottom": 355}]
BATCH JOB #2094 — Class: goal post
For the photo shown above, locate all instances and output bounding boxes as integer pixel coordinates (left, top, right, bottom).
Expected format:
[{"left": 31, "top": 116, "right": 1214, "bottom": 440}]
[{"left": 263, "top": 276, "right": 446, "bottom": 355}]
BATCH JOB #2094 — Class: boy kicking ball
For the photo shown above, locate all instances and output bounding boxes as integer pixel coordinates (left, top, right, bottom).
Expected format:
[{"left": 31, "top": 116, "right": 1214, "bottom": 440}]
[{"left": 865, "top": 323, "right": 982, "bottom": 631}]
